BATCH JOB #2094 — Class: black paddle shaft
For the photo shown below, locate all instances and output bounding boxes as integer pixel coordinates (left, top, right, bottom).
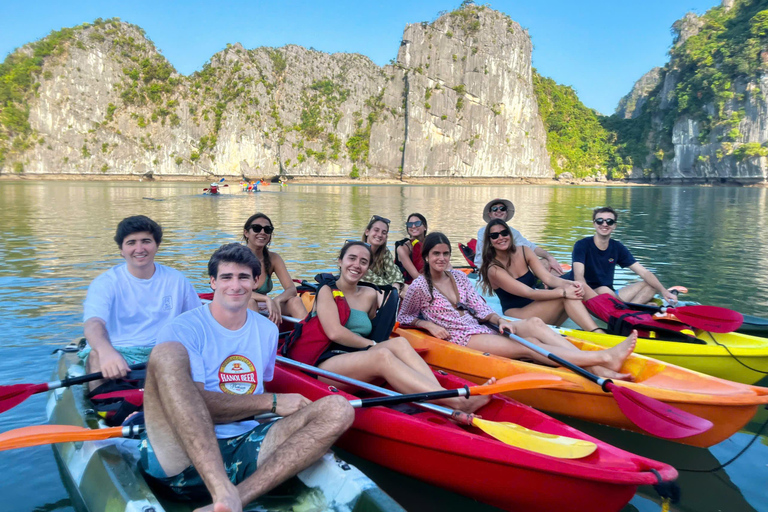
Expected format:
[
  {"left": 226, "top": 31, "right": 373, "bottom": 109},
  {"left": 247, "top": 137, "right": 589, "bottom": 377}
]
[
  {"left": 349, "top": 386, "right": 471, "bottom": 408},
  {"left": 483, "top": 322, "right": 613, "bottom": 392},
  {"left": 57, "top": 363, "right": 146, "bottom": 388}
]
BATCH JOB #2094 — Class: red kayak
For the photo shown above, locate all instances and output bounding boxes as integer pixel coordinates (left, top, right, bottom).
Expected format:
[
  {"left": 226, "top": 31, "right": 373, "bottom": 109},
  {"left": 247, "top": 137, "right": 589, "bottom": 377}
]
[{"left": 268, "top": 363, "right": 677, "bottom": 512}]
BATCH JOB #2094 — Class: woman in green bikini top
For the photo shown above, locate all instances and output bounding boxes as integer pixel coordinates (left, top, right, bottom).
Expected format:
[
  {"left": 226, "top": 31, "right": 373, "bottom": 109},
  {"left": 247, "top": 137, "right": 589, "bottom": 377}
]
[
  {"left": 243, "top": 213, "right": 308, "bottom": 324},
  {"left": 309, "top": 241, "right": 491, "bottom": 415}
]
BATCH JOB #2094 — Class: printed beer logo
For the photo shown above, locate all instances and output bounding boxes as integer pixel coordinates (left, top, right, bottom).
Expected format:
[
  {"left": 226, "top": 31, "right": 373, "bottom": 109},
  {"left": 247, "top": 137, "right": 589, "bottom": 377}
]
[{"left": 218, "top": 355, "right": 257, "bottom": 395}]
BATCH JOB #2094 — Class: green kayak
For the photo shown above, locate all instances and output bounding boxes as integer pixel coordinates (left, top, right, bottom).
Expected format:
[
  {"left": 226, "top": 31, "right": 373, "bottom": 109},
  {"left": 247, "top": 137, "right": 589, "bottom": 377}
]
[{"left": 47, "top": 346, "right": 404, "bottom": 512}]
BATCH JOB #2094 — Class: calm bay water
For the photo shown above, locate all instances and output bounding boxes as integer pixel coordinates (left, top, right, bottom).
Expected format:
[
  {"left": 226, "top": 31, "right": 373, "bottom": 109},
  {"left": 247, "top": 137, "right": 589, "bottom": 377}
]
[{"left": 0, "top": 180, "right": 766, "bottom": 511}]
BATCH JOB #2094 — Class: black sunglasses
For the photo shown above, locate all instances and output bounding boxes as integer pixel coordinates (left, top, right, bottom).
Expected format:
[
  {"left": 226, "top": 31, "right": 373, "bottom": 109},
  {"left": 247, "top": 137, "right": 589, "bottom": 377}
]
[
  {"left": 488, "top": 229, "right": 511, "bottom": 240},
  {"left": 594, "top": 218, "right": 616, "bottom": 226},
  {"left": 249, "top": 225, "right": 274, "bottom": 234},
  {"left": 406, "top": 220, "right": 423, "bottom": 228},
  {"left": 370, "top": 215, "right": 390, "bottom": 225},
  {"left": 490, "top": 205, "right": 507, "bottom": 213}
]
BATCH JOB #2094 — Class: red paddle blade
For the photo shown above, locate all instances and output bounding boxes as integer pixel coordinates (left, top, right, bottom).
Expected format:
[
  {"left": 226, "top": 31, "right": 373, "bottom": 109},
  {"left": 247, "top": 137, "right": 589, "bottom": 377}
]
[
  {"left": 672, "top": 305, "right": 744, "bottom": 333},
  {"left": 605, "top": 382, "right": 713, "bottom": 439},
  {"left": 0, "top": 383, "right": 48, "bottom": 414}
]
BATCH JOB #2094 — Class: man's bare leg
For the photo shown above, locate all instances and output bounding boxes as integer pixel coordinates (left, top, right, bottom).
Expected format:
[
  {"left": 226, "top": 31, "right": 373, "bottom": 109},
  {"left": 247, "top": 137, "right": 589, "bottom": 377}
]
[
  {"left": 195, "top": 395, "right": 355, "bottom": 511},
  {"left": 618, "top": 281, "right": 656, "bottom": 304},
  {"left": 144, "top": 342, "right": 241, "bottom": 512}
]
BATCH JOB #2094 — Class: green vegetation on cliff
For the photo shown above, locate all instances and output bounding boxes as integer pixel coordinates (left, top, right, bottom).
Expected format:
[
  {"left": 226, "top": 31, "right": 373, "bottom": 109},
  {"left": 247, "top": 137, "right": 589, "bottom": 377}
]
[
  {"left": 0, "top": 25, "right": 78, "bottom": 166},
  {"left": 532, "top": 70, "right": 627, "bottom": 178},
  {"left": 673, "top": 1, "right": 768, "bottom": 125},
  {"left": 605, "top": 0, "right": 768, "bottom": 175}
]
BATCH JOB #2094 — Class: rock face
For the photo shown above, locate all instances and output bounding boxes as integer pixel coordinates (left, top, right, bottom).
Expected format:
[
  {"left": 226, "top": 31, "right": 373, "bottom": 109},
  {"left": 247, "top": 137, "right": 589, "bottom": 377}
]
[
  {"left": 0, "top": 6, "right": 553, "bottom": 179},
  {"left": 613, "top": 0, "right": 768, "bottom": 183},
  {"left": 615, "top": 68, "right": 662, "bottom": 120}
]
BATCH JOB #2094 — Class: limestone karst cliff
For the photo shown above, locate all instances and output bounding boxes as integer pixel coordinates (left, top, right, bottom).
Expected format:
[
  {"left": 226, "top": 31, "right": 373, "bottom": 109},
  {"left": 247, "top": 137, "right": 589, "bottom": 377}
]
[
  {"left": 0, "top": 5, "right": 553, "bottom": 179},
  {"left": 610, "top": 0, "right": 768, "bottom": 183}
]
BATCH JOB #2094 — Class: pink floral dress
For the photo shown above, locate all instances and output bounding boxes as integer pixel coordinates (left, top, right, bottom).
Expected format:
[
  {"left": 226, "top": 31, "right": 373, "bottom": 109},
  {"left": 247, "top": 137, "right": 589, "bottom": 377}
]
[{"left": 398, "top": 270, "right": 495, "bottom": 346}]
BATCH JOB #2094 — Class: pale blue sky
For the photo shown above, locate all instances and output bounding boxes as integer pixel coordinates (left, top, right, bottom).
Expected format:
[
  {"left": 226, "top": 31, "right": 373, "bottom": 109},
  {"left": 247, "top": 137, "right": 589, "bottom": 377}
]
[{"left": 1, "top": 0, "right": 720, "bottom": 114}]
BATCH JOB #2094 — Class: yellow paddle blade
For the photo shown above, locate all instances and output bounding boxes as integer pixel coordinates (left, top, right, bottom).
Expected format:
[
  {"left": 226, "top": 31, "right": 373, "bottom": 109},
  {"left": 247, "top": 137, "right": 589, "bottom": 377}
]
[{"left": 471, "top": 418, "right": 597, "bottom": 459}]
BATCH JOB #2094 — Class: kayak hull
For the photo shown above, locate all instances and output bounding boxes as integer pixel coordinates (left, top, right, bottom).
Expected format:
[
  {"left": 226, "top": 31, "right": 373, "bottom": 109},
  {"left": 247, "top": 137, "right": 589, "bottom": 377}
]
[
  {"left": 471, "top": 273, "right": 768, "bottom": 384},
  {"left": 47, "top": 348, "right": 404, "bottom": 512},
  {"left": 396, "top": 327, "right": 768, "bottom": 448},
  {"left": 561, "top": 327, "right": 768, "bottom": 385},
  {"left": 269, "top": 362, "right": 677, "bottom": 512}
]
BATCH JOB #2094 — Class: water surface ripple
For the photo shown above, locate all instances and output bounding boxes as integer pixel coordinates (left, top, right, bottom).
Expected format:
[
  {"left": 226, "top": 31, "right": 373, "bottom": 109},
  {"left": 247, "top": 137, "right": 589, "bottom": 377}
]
[{"left": 0, "top": 181, "right": 765, "bottom": 511}]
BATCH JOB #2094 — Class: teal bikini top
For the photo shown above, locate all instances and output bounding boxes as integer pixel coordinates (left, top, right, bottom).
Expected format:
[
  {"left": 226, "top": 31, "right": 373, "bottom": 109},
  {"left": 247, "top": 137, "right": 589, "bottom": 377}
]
[
  {"left": 344, "top": 308, "right": 372, "bottom": 338},
  {"left": 255, "top": 273, "right": 273, "bottom": 295}
]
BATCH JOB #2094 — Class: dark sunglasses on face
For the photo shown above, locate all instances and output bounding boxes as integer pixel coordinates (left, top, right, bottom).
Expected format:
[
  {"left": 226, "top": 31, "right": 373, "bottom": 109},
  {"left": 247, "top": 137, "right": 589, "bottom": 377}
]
[
  {"left": 490, "top": 205, "right": 507, "bottom": 213},
  {"left": 594, "top": 218, "right": 616, "bottom": 226},
  {"left": 406, "top": 220, "right": 423, "bottom": 228},
  {"left": 370, "top": 215, "right": 390, "bottom": 225},
  {"left": 488, "top": 229, "right": 511, "bottom": 240},
  {"left": 249, "top": 225, "right": 274, "bottom": 234}
]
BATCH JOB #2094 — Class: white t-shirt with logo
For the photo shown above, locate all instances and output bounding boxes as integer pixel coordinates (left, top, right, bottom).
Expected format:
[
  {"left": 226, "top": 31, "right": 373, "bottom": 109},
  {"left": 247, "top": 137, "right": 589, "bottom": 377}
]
[
  {"left": 83, "top": 262, "right": 202, "bottom": 348},
  {"left": 156, "top": 304, "right": 279, "bottom": 438}
]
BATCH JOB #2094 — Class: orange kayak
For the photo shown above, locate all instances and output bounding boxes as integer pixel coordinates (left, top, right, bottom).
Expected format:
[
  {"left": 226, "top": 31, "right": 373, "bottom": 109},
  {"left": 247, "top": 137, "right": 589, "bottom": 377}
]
[{"left": 396, "top": 327, "right": 768, "bottom": 448}]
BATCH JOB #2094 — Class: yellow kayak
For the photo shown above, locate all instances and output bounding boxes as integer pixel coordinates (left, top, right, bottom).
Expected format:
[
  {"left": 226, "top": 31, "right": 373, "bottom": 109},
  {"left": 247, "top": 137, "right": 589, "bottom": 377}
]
[{"left": 558, "top": 327, "right": 768, "bottom": 385}]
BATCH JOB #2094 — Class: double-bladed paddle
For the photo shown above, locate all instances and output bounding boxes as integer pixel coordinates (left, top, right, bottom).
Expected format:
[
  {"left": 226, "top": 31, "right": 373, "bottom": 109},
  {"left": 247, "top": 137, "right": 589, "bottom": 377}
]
[
  {"left": 623, "top": 302, "right": 744, "bottom": 334},
  {"left": 0, "top": 424, "right": 143, "bottom": 451},
  {"left": 275, "top": 355, "right": 596, "bottom": 459},
  {"left": 0, "top": 372, "right": 594, "bottom": 458},
  {"left": 480, "top": 321, "right": 713, "bottom": 439},
  {"left": 0, "top": 363, "right": 146, "bottom": 414}
]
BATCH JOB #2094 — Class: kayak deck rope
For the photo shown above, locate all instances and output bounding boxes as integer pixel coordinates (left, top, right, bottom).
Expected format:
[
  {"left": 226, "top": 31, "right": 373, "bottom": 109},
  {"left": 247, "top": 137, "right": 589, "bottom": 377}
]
[
  {"left": 679, "top": 406, "right": 768, "bottom": 474},
  {"left": 705, "top": 331, "right": 768, "bottom": 375}
]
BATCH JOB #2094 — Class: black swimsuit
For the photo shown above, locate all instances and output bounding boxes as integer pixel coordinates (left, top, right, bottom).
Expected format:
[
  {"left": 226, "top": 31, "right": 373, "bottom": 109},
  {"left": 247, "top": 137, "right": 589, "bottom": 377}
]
[{"left": 494, "top": 270, "right": 537, "bottom": 311}]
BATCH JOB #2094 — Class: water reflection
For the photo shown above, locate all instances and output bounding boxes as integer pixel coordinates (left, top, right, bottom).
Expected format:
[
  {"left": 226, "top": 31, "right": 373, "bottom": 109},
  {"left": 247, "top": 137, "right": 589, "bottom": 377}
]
[{"left": 0, "top": 181, "right": 766, "bottom": 512}]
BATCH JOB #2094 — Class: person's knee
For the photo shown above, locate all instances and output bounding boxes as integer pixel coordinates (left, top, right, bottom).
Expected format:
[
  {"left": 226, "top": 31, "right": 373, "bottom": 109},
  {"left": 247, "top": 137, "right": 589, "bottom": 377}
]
[
  {"left": 525, "top": 317, "right": 546, "bottom": 329},
  {"left": 149, "top": 342, "right": 189, "bottom": 374},
  {"left": 389, "top": 336, "right": 410, "bottom": 350},
  {"left": 317, "top": 395, "right": 354, "bottom": 430},
  {"left": 286, "top": 295, "right": 304, "bottom": 309}
]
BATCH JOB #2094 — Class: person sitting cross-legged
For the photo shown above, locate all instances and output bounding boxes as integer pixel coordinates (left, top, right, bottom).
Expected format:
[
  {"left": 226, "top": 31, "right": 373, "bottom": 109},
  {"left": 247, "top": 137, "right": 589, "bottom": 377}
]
[{"left": 141, "top": 243, "right": 354, "bottom": 512}]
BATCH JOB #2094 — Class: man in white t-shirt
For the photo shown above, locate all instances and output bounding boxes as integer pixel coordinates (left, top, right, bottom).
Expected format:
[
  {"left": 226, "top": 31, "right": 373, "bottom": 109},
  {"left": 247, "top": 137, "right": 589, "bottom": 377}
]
[
  {"left": 81, "top": 215, "right": 201, "bottom": 389},
  {"left": 474, "top": 198, "right": 564, "bottom": 275},
  {"left": 140, "top": 243, "right": 354, "bottom": 511}
]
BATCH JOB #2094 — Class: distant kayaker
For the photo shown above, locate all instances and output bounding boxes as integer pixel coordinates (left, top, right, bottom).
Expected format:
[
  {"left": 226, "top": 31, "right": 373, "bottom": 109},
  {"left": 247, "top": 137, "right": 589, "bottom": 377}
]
[
  {"left": 394, "top": 213, "right": 427, "bottom": 284},
  {"left": 285, "top": 241, "right": 492, "bottom": 414},
  {"left": 478, "top": 218, "right": 605, "bottom": 332},
  {"left": 242, "top": 213, "right": 308, "bottom": 325},
  {"left": 399, "top": 232, "right": 637, "bottom": 380},
  {"left": 361, "top": 215, "right": 405, "bottom": 293},
  {"left": 571, "top": 207, "right": 679, "bottom": 304},
  {"left": 474, "top": 198, "right": 564, "bottom": 275},
  {"left": 81, "top": 215, "right": 201, "bottom": 390},
  {"left": 141, "top": 243, "right": 353, "bottom": 512}
]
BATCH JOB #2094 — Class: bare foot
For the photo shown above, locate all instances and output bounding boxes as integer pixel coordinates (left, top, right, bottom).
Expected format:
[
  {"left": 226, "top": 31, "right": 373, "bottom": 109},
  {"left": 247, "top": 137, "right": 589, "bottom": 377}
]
[
  {"left": 195, "top": 493, "right": 242, "bottom": 512},
  {"left": 448, "top": 377, "right": 496, "bottom": 414},
  {"left": 588, "top": 365, "right": 634, "bottom": 382},
  {"left": 600, "top": 331, "right": 637, "bottom": 373}
]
